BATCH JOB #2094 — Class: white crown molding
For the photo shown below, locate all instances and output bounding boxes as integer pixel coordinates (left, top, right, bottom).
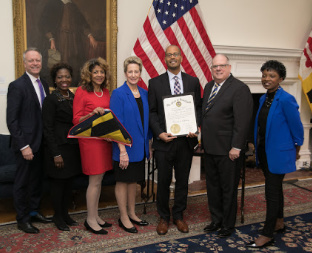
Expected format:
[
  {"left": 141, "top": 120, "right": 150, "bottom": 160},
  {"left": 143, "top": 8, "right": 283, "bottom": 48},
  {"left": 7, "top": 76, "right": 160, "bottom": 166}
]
[{"left": 214, "top": 45, "right": 302, "bottom": 58}]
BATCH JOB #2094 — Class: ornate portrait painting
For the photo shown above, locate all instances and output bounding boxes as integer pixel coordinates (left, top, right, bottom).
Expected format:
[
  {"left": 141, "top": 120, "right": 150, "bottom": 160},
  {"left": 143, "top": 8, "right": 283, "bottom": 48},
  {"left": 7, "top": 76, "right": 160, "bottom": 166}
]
[{"left": 13, "top": 0, "right": 117, "bottom": 90}]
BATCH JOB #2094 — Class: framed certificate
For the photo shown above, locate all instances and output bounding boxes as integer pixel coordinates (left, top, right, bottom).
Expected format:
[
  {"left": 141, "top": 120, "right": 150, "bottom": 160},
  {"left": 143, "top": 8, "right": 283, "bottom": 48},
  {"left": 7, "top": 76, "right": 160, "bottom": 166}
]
[{"left": 163, "top": 93, "right": 198, "bottom": 136}]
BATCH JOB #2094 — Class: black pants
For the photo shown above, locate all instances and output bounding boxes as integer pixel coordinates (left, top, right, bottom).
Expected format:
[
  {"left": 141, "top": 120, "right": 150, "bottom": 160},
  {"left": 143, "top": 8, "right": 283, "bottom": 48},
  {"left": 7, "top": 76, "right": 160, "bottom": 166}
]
[
  {"left": 258, "top": 147, "right": 285, "bottom": 238},
  {"left": 14, "top": 147, "right": 44, "bottom": 223},
  {"left": 204, "top": 153, "right": 241, "bottom": 229},
  {"left": 50, "top": 177, "right": 73, "bottom": 221},
  {"left": 155, "top": 137, "right": 193, "bottom": 222}
]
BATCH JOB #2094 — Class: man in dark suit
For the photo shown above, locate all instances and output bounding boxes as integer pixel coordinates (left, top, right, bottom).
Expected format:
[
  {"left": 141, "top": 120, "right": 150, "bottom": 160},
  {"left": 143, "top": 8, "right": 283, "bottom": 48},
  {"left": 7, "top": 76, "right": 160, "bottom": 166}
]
[
  {"left": 148, "top": 45, "right": 201, "bottom": 235},
  {"left": 201, "top": 54, "right": 253, "bottom": 237},
  {"left": 6, "top": 48, "right": 51, "bottom": 233}
]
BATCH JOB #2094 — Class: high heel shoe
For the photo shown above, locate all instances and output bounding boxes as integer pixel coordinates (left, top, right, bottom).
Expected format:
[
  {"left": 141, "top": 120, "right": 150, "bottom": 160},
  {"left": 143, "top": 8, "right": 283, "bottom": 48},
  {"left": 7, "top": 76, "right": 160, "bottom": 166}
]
[
  {"left": 118, "top": 219, "right": 138, "bottom": 233},
  {"left": 98, "top": 221, "right": 112, "bottom": 228},
  {"left": 84, "top": 220, "right": 108, "bottom": 235},
  {"left": 246, "top": 238, "right": 275, "bottom": 248},
  {"left": 129, "top": 217, "right": 149, "bottom": 226}
]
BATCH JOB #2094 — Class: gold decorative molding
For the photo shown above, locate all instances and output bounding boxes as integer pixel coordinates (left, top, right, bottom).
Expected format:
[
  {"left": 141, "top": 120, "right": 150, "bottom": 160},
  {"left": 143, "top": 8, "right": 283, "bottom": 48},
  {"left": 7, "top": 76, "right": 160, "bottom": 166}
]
[
  {"left": 12, "top": 0, "right": 118, "bottom": 91},
  {"left": 12, "top": 0, "right": 26, "bottom": 78}
]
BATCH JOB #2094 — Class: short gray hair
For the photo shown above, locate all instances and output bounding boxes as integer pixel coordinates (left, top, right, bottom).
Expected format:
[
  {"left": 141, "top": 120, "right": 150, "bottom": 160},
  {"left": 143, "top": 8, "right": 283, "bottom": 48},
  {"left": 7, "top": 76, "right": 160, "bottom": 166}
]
[
  {"left": 123, "top": 56, "right": 142, "bottom": 73},
  {"left": 23, "top": 47, "right": 42, "bottom": 62}
]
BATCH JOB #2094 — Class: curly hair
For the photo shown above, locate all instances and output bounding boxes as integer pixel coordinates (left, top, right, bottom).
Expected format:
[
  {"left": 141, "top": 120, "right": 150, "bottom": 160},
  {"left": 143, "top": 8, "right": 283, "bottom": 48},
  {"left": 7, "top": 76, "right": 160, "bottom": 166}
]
[
  {"left": 123, "top": 56, "right": 142, "bottom": 73},
  {"left": 50, "top": 63, "right": 73, "bottom": 88},
  {"left": 260, "top": 60, "right": 286, "bottom": 80},
  {"left": 80, "top": 57, "right": 110, "bottom": 92}
]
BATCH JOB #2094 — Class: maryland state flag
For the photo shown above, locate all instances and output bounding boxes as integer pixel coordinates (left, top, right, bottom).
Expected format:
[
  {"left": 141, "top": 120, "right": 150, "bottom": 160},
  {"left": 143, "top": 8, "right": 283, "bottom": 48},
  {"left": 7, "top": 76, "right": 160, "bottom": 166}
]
[
  {"left": 68, "top": 109, "right": 132, "bottom": 146},
  {"left": 299, "top": 29, "right": 312, "bottom": 112}
]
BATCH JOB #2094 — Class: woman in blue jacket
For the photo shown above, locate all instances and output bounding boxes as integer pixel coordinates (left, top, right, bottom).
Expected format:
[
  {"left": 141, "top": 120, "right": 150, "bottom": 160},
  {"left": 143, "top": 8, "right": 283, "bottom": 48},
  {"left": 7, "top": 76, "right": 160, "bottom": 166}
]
[
  {"left": 247, "top": 60, "right": 304, "bottom": 248},
  {"left": 110, "top": 56, "right": 151, "bottom": 233}
]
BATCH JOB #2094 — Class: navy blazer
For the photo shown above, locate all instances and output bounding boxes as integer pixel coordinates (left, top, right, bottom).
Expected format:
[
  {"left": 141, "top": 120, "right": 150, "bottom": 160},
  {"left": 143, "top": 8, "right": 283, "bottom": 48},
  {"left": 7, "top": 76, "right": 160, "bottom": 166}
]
[
  {"left": 110, "top": 82, "right": 151, "bottom": 162},
  {"left": 254, "top": 87, "right": 304, "bottom": 174},
  {"left": 6, "top": 73, "right": 49, "bottom": 153}
]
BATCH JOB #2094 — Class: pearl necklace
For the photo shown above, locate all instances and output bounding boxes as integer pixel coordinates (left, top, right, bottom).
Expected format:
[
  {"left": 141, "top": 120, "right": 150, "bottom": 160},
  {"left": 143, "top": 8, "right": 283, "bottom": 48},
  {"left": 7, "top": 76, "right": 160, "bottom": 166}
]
[
  {"left": 94, "top": 89, "right": 103, "bottom": 97},
  {"left": 132, "top": 90, "right": 139, "bottom": 95}
]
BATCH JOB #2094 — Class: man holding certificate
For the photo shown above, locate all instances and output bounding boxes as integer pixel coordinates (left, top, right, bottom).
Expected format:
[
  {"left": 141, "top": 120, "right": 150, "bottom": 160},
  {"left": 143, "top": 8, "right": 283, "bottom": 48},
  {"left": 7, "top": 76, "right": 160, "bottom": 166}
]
[
  {"left": 148, "top": 45, "right": 201, "bottom": 235},
  {"left": 201, "top": 54, "right": 253, "bottom": 238}
]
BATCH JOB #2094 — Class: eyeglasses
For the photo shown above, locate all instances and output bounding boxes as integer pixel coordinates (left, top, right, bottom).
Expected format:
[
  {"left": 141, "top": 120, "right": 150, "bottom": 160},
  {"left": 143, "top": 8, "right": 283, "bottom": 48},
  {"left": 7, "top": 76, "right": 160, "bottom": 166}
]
[
  {"left": 165, "top": 53, "right": 181, "bottom": 58},
  {"left": 211, "top": 64, "right": 229, "bottom": 70}
]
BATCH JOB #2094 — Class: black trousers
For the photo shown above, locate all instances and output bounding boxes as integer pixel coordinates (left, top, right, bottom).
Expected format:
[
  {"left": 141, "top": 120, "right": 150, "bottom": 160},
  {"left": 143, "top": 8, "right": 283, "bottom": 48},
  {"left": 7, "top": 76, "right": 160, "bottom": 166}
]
[
  {"left": 204, "top": 153, "right": 241, "bottom": 229},
  {"left": 258, "top": 147, "right": 285, "bottom": 238},
  {"left": 50, "top": 177, "right": 73, "bottom": 221},
  {"left": 155, "top": 137, "right": 193, "bottom": 222},
  {"left": 14, "top": 147, "right": 44, "bottom": 223}
]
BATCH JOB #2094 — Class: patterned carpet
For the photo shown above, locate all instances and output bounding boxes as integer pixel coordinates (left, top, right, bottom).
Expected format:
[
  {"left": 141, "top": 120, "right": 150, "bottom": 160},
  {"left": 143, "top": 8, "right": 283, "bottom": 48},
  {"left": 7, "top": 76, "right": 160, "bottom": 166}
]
[
  {"left": 116, "top": 212, "right": 312, "bottom": 252},
  {"left": 0, "top": 179, "right": 311, "bottom": 252}
]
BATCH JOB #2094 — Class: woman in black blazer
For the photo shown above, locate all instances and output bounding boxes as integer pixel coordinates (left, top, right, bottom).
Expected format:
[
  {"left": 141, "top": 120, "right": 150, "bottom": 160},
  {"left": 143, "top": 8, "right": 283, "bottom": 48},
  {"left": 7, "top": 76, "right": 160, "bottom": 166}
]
[{"left": 42, "top": 63, "right": 81, "bottom": 231}]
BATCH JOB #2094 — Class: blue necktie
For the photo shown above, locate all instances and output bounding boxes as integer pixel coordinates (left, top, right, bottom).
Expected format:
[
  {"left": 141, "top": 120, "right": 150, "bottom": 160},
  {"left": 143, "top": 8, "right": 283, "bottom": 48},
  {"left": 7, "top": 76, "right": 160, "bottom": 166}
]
[
  {"left": 173, "top": 76, "right": 181, "bottom": 95},
  {"left": 206, "top": 83, "right": 220, "bottom": 109},
  {"left": 36, "top": 79, "right": 45, "bottom": 106}
]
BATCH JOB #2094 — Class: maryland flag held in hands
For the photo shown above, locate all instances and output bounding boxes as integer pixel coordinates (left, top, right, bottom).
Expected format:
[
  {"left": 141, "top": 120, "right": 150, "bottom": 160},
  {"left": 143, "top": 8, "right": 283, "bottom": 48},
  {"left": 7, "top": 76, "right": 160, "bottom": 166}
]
[
  {"left": 68, "top": 109, "right": 133, "bottom": 146},
  {"left": 299, "top": 29, "right": 312, "bottom": 112}
]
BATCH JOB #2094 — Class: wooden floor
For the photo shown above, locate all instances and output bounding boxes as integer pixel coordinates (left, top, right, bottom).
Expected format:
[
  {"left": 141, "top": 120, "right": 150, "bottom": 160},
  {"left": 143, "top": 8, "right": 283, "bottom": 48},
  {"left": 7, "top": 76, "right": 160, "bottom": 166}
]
[{"left": 1, "top": 168, "right": 312, "bottom": 224}]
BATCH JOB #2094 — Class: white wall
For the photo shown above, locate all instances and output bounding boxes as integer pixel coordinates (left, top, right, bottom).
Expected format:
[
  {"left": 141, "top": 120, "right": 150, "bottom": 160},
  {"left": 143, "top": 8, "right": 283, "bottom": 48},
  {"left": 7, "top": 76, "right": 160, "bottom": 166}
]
[
  {"left": 117, "top": 0, "right": 312, "bottom": 84},
  {"left": 1, "top": 0, "right": 312, "bottom": 134},
  {"left": 0, "top": 0, "right": 14, "bottom": 134}
]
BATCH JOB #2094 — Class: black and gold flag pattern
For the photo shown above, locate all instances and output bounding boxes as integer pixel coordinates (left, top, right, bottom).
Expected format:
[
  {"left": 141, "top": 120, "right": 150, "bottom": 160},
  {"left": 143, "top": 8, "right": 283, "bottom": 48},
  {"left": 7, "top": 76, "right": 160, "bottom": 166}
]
[{"left": 68, "top": 109, "right": 132, "bottom": 146}]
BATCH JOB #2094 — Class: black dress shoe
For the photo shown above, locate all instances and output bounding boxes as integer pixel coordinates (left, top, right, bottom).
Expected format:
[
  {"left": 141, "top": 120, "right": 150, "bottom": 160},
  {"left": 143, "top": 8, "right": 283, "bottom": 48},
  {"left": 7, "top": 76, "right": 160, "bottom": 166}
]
[
  {"left": 31, "top": 213, "right": 52, "bottom": 223},
  {"left": 204, "top": 222, "right": 221, "bottom": 232},
  {"left": 129, "top": 217, "right": 149, "bottom": 226},
  {"left": 17, "top": 222, "right": 39, "bottom": 234},
  {"left": 84, "top": 220, "right": 108, "bottom": 235},
  {"left": 118, "top": 219, "right": 138, "bottom": 233},
  {"left": 246, "top": 239, "right": 275, "bottom": 248},
  {"left": 217, "top": 228, "right": 234, "bottom": 238},
  {"left": 98, "top": 221, "right": 112, "bottom": 228},
  {"left": 53, "top": 217, "right": 70, "bottom": 231},
  {"left": 64, "top": 216, "right": 78, "bottom": 226}
]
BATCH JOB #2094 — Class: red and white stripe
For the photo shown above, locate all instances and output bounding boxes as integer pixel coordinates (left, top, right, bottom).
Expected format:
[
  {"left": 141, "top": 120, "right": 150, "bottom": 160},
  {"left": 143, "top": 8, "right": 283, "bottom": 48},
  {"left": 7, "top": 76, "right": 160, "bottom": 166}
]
[{"left": 132, "top": 2, "right": 215, "bottom": 95}]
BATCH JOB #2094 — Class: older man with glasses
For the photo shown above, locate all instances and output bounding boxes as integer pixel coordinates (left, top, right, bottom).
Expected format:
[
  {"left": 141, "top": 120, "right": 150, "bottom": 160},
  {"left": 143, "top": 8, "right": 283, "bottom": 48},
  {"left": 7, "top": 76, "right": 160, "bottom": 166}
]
[{"left": 201, "top": 54, "right": 253, "bottom": 238}]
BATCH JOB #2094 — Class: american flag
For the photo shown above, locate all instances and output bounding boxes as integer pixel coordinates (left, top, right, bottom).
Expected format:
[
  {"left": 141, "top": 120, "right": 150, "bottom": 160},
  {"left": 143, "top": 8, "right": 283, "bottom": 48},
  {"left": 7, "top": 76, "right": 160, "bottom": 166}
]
[{"left": 132, "top": 0, "right": 216, "bottom": 95}]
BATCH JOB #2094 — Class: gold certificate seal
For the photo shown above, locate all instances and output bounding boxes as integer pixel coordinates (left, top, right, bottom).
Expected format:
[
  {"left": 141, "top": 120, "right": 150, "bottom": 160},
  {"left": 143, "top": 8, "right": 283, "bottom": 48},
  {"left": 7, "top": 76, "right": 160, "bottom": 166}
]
[{"left": 170, "top": 124, "right": 181, "bottom": 134}]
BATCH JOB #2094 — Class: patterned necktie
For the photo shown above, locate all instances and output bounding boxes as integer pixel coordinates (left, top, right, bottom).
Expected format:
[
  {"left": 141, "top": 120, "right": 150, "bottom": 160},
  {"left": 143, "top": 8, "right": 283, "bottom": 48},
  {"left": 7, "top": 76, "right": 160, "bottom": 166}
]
[
  {"left": 173, "top": 76, "right": 181, "bottom": 95},
  {"left": 36, "top": 79, "right": 45, "bottom": 106},
  {"left": 206, "top": 82, "right": 220, "bottom": 109}
]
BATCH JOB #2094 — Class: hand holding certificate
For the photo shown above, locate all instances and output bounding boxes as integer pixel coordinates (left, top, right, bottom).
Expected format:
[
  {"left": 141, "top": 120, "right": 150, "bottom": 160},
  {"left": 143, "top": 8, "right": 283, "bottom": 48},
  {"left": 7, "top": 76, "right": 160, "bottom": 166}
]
[{"left": 163, "top": 93, "right": 197, "bottom": 136}]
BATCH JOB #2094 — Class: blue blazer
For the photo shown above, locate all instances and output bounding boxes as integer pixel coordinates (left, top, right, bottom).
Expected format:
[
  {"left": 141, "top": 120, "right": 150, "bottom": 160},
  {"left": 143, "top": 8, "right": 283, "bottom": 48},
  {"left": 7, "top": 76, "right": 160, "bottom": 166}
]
[
  {"left": 110, "top": 82, "right": 151, "bottom": 162},
  {"left": 254, "top": 87, "right": 304, "bottom": 174}
]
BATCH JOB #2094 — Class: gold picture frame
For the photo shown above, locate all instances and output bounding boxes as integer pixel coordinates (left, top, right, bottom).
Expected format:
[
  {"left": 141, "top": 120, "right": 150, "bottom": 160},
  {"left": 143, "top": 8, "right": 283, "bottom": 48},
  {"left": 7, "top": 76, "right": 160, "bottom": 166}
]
[{"left": 12, "top": 0, "right": 117, "bottom": 91}]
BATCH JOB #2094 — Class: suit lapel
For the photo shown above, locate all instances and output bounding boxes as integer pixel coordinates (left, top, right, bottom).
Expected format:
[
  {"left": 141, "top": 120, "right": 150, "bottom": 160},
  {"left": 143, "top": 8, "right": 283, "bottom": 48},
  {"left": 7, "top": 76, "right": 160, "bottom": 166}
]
[
  {"left": 124, "top": 83, "right": 144, "bottom": 135},
  {"left": 204, "top": 75, "right": 233, "bottom": 113},
  {"left": 162, "top": 73, "right": 172, "bottom": 95},
  {"left": 23, "top": 73, "right": 41, "bottom": 109},
  {"left": 202, "top": 81, "right": 214, "bottom": 116},
  {"left": 141, "top": 88, "right": 149, "bottom": 137}
]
